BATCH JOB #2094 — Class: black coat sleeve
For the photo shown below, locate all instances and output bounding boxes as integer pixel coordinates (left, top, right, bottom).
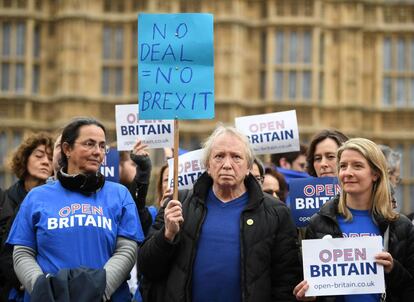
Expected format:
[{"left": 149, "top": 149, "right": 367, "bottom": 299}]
[
  {"left": 137, "top": 190, "right": 192, "bottom": 281},
  {"left": 385, "top": 217, "right": 414, "bottom": 300},
  {"left": 271, "top": 204, "right": 303, "bottom": 301},
  {"left": 128, "top": 154, "right": 153, "bottom": 236},
  {"left": 137, "top": 202, "right": 180, "bottom": 281}
]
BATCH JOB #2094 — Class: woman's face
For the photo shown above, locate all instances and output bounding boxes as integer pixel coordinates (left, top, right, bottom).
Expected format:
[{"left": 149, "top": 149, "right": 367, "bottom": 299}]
[
  {"left": 262, "top": 174, "right": 280, "bottom": 198},
  {"left": 27, "top": 144, "right": 53, "bottom": 181},
  {"left": 338, "top": 149, "right": 378, "bottom": 199},
  {"left": 158, "top": 167, "right": 171, "bottom": 207},
  {"left": 64, "top": 125, "right": 106, "bottom": 174},
  {"left": 313, "top": 138, "right": 339, "bottom": 177},
  {"left": 161, "top": 167, "right": 170, "bottom": 193}
]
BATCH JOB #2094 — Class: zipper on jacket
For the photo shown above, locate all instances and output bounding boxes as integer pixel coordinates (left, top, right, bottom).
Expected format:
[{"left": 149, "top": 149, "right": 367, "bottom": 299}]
[
  {"left": 239, "top": 184, "right": 264, "bottom": 301},
  {"left": 240, "top": 211, "right": 246, "bottom": 302}
]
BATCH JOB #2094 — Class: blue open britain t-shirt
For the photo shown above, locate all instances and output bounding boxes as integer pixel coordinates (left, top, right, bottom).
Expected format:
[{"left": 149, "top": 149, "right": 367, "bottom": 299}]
[
  {"left": 336, "top": 208, "right": 382, "bottom": 302},
  {"left": 7, "top": 180, "right": 144, "bottom": 301}
]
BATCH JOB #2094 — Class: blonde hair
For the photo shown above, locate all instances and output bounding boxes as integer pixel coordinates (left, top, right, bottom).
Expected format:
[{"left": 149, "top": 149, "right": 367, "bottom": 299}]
[{"left": 336, "top": 138, "right": 398, "bottom": 221}]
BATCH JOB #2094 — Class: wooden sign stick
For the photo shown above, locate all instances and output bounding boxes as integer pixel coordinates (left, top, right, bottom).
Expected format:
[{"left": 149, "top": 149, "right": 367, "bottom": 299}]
[{"left": 173, "top": 118, "right": 179, "bottom": 200}]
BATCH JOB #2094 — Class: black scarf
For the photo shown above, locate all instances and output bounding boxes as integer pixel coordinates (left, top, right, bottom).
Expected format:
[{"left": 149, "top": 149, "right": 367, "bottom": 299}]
[{"left": 57, "top": 169, "right": 105, "bottom": 195}]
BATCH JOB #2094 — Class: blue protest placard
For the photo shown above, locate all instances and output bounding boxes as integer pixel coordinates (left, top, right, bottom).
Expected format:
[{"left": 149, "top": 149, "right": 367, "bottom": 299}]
[
  {"left": 100, "top": 148, "right": 120, "bottom": 183},
  {"left": 289, "top": 177, "right": 341, "bottom": 227},
  {"left": 138, "top": 13, "right": 214, "bottom": 120}
]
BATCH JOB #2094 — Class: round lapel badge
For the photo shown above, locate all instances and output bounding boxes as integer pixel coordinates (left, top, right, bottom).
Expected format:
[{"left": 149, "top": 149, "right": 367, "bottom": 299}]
[{"left": 246, "top": 219, "right": 254, "bottom": 226}]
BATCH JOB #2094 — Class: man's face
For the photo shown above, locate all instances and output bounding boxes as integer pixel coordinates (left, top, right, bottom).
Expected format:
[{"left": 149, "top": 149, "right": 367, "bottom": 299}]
[
  {"left": 290, "top": 154, "right": 307, "bottom": 172},
  {"left": 207, "top": 133, "right": 250, "bottom": 190}
]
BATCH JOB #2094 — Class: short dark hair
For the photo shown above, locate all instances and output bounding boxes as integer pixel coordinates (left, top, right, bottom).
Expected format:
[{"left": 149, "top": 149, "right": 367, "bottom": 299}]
[
  {"left": 11, "top": 132, "right": 54, "bottom": 180},
  {"left": 59, "top": 117, "right": 106, "bottom": 170},
  {"left": 270, "top": 143, "right": 308, "bottom": 167},
  {"left": 306, "top": 129, "right": 348, "bottom": 177}
]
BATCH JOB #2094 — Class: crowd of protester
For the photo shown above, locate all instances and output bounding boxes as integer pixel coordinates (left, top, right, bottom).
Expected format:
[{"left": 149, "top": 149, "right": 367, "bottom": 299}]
[{"left": 0, "top": 116, "right": 413, "bottom": 302}]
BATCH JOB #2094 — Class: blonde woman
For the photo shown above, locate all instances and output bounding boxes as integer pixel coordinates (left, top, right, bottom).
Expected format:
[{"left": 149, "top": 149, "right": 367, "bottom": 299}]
[{"left": 294, "top": 138, "right": 414, "bottom": 301}]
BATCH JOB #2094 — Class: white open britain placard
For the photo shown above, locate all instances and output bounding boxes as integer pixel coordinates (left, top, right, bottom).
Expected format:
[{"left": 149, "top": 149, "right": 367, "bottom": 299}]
[{"left": 302, "top": 236, "right": 385, "bottom": 297}]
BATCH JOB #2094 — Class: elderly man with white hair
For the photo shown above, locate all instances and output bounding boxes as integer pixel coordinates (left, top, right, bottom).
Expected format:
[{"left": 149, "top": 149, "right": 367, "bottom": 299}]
[{"left": 138, "top": 125, "right": 301, "bottom": 302}]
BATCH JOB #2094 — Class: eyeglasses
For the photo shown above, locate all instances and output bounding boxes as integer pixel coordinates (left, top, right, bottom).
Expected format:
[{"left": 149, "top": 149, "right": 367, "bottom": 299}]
[{"left": 75, "top": 140, "right": 109, "bottom": 153}]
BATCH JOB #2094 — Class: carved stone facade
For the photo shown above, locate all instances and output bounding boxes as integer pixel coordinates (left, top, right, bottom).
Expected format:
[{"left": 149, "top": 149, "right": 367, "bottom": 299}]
[{"left": 0, "top": 0, "right": 414, "bottom": 212}]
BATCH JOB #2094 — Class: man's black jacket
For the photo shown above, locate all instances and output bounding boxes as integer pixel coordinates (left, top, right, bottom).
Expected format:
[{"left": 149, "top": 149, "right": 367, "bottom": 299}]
[{"left": 138, "top": 172, "right": 302, "bottom": 302}]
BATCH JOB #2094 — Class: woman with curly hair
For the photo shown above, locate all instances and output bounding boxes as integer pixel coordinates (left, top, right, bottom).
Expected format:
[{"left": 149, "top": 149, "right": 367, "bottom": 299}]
[{"left": 0, "top": 132, "right": 53, "bottom": 302}]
